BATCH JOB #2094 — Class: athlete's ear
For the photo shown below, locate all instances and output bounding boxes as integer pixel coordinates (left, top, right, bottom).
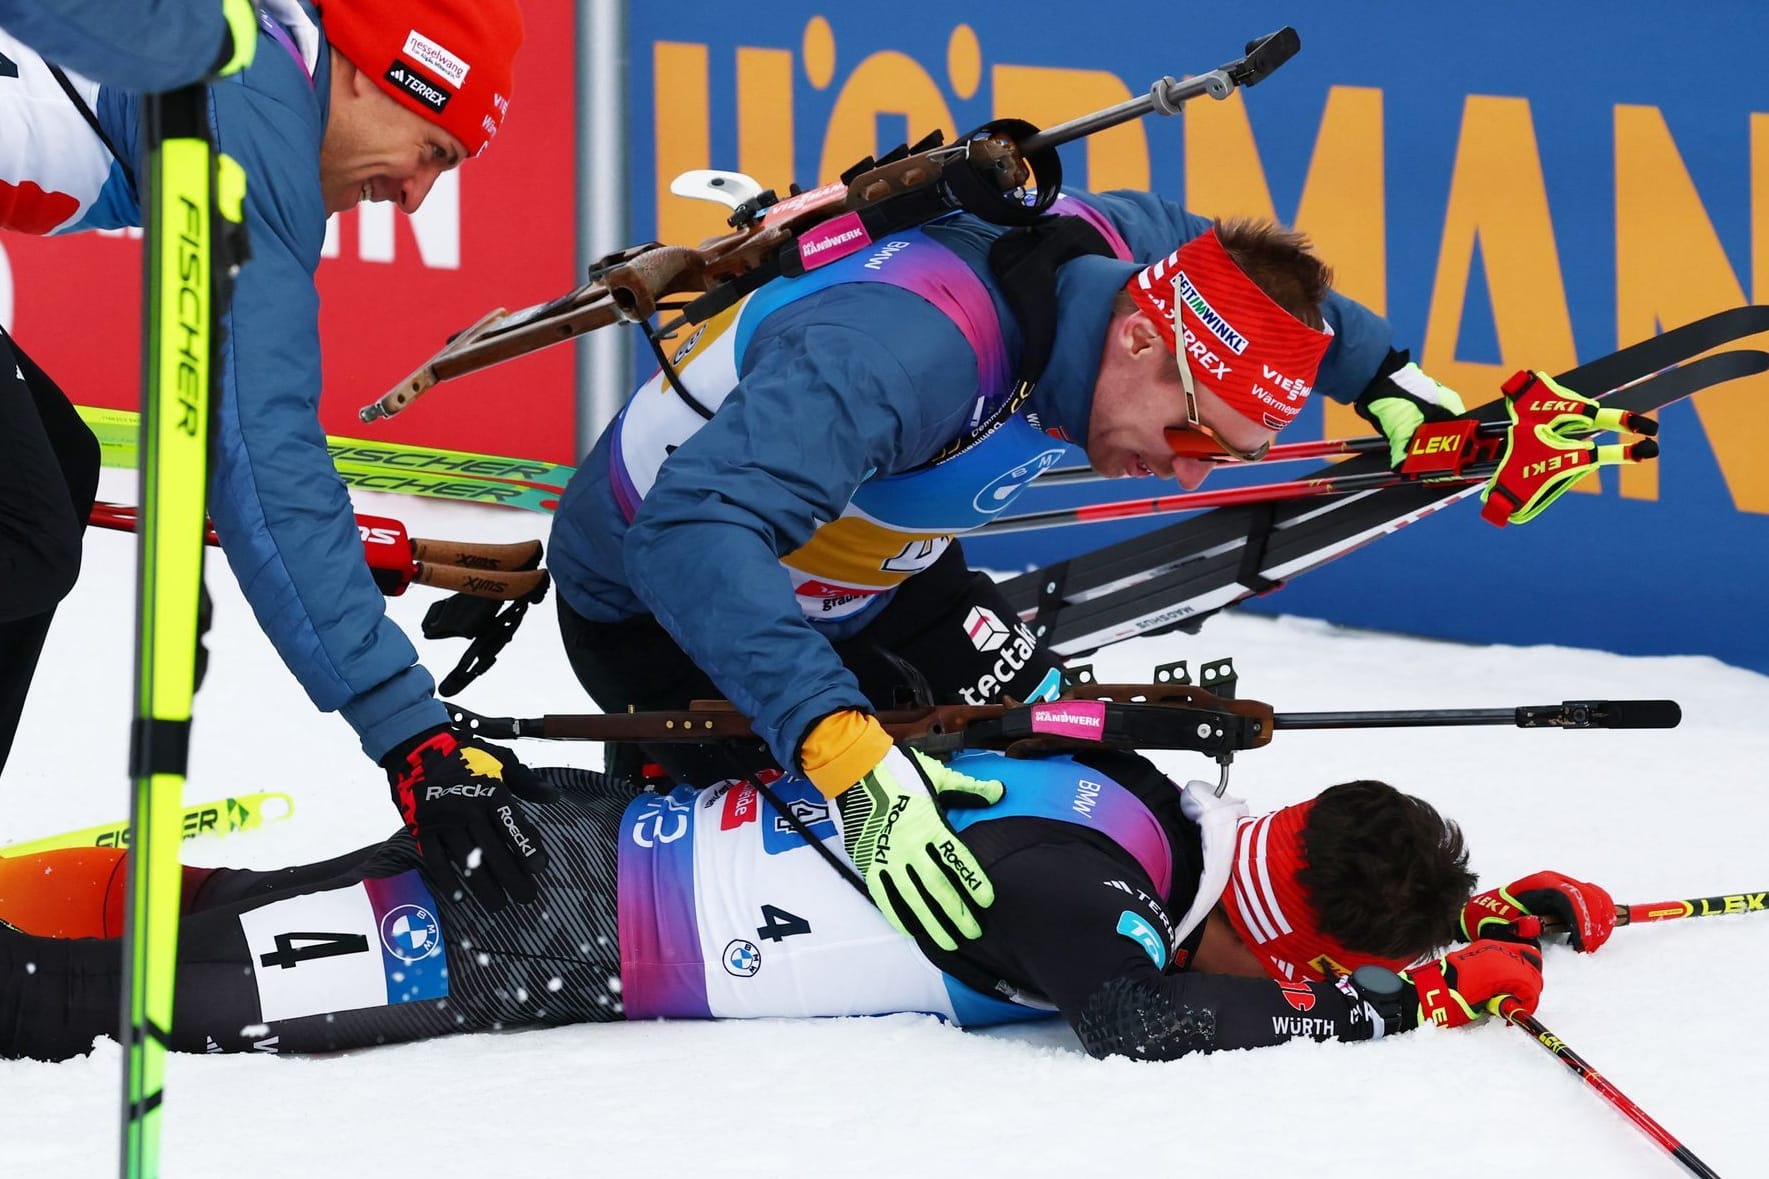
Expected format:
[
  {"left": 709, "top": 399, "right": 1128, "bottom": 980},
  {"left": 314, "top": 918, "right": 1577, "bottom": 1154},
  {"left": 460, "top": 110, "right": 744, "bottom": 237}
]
[{"left": 1114, "top": 307, "right": 1165, "bottom": 361}]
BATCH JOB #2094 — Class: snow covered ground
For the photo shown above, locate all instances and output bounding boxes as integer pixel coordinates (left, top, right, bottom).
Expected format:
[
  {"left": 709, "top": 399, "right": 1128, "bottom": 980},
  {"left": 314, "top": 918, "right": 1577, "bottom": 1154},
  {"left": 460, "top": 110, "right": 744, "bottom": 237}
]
[{"left": 3, "top": 477, "right": 1767, "bottom": 1178}]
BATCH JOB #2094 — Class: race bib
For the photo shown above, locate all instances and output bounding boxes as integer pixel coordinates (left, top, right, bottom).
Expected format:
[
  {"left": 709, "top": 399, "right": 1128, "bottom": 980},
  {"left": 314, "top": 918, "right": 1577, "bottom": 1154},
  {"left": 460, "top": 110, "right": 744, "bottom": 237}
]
[{"left": 239, "top": 870, "right": 449, "bottom": 1023}]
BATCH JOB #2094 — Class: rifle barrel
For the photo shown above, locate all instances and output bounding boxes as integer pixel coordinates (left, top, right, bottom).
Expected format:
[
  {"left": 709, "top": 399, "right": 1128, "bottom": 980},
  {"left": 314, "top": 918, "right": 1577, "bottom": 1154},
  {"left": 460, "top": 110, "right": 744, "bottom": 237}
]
[
  {"left": 1018, "top": 72, "right": 1232, "bottom": 155},
  {"left": 1017, "top": 28, "right": 1300, "bottom": 155}
]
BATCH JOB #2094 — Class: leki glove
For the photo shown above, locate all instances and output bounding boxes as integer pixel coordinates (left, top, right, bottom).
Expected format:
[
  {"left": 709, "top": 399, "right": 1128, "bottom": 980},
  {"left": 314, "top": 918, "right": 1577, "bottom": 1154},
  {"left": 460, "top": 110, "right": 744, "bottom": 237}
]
[
  {"left": 1355, "top": 350, "right": 1468, "bottom": 467},
  {"left": 834, "top": 746, "right": 1003, "bottom": 951},
  {"left": 1406, "top": 939, "right": 1544, "bottom": 1028},
  {"left": 383, "top": 726, "right": 552, "bottom": 911},
  {"left": 1480, "top": 369, "right": 1659, "bottom": 526},
  {"left": 1461, "top": 870, "right": 1617, "bottom": 953}
]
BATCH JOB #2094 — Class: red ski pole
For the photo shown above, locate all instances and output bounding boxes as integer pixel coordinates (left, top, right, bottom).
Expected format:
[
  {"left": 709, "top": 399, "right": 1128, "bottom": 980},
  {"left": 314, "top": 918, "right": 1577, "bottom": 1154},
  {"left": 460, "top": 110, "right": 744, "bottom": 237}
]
[
  {"left": 981, "top": 465, "right": 1491, "bottom": 534},
  {"left": 1497, "top": 998, "right": 1722, "bottom": 1178}
]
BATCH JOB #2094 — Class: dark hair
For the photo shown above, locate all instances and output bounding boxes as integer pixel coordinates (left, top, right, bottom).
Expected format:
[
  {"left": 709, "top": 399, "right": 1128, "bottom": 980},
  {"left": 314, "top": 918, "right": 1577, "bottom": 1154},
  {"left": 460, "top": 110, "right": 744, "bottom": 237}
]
[
  {"left": 1214, "top": 217, "right": 1332, "bottom": 330},
  {"left": 1295, "top": 780, "right": 1476, "bottom": 961}
]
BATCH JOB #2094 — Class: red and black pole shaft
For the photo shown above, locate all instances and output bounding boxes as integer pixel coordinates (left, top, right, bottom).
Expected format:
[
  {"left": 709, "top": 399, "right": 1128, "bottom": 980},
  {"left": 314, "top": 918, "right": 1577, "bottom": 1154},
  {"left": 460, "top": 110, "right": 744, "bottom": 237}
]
[{"left": 1497, "top": 999, "right": 1722, "bottom": 1178}]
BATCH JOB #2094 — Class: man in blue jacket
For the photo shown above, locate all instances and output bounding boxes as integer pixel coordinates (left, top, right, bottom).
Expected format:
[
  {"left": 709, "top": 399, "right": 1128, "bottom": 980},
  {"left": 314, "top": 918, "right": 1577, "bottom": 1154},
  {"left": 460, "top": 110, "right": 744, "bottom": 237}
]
[
  {"left": 0, "top": 0, "right": 257, "bottom": 90},
  {"left": 548, "top": 190, "right": 1468, "bottom": 951},
  {"left": 0, "top": 0, "right": 550, "bottom": 913}
]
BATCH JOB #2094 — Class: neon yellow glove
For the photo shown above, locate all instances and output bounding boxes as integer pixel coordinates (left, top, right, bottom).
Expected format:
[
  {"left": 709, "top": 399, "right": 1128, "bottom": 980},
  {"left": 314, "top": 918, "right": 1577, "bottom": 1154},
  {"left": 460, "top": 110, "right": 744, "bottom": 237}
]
[
  {"left": 833, "top": 746, "right": 1003, "bottom": 951},
  {"left": 1355, "top": 354, "right": 1468, "bottom": 467},
  {"left": 1479, "top": 370, "right": 1660, "bottom": 526},
  {"left": 216, "top": 0, "right": 258, "bottom": 77}
]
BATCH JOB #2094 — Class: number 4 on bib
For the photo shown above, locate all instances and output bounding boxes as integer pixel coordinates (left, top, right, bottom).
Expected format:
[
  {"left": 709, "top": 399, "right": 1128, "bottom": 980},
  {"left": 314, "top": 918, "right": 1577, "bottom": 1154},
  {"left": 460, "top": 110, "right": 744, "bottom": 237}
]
[{"left": 755, "top": 905, "right": 812, "bottom": 944}]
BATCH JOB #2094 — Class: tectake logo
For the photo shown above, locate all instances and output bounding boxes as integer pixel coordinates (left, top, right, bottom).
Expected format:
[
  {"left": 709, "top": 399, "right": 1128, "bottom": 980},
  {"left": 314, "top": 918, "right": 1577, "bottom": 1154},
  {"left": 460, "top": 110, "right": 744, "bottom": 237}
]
[
  {"left": 385, "top": 60, "right": 451, "bottom": 113},
  {"left": 964, "top": 605, "right": 1010, "bottom": 652},
  {"left": 402, "top": 29, "right": 470, "bottom": 87}
]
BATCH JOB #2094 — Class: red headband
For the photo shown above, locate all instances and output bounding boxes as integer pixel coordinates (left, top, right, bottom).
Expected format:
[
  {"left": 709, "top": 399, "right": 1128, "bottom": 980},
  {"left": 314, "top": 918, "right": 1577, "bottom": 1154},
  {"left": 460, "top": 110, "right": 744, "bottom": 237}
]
[
  {"left": 1218, "top": 802, "right": 1415, "bottom": 983},
  {"left": 1125, "top": 230, "right": 1333, "bottom": 432}
]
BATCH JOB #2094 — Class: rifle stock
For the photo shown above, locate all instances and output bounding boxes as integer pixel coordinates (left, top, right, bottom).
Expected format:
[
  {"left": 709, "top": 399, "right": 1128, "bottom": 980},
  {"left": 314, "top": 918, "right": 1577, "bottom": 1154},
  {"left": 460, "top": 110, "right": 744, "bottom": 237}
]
[{"left": 359, "top": 29, "right": 1301, "bottom": 424}]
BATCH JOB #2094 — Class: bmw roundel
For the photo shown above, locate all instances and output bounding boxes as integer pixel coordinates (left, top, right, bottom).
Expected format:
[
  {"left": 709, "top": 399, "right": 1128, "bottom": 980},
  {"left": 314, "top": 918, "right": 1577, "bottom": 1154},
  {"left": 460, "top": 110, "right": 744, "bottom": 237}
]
[
  {"left": 972, "top": 449, "right": 1066, "bottom": 515},
  {"left": 380, "top": 904, "right": 442, "bottom": 963},
  {"left": 723, "top": 938, "right": 763, "bottom": 977}
]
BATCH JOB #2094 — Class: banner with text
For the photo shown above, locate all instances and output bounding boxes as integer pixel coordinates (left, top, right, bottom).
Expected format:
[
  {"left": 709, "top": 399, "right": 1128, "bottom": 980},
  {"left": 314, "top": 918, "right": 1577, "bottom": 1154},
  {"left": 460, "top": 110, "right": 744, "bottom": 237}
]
[
  {"left": 627, "top": 1, "right": 1769, "bottom": 671},
  {"left": 0, "top": 2, "right": 578, "bottom": 463}
]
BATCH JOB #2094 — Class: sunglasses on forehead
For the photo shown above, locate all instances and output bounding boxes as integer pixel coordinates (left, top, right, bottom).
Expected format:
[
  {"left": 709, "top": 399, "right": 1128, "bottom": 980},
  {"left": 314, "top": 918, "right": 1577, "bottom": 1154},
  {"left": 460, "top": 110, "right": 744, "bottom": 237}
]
[{"left": 1162, "top": 338, "right": 1272, "bottom": 464}]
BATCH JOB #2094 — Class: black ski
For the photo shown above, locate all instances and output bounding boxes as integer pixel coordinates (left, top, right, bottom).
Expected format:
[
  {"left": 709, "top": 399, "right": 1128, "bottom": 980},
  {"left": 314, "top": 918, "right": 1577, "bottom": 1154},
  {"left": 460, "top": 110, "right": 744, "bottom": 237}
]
[{"left": 1000, "top": 308, "right": 1769, "bottom": 657}]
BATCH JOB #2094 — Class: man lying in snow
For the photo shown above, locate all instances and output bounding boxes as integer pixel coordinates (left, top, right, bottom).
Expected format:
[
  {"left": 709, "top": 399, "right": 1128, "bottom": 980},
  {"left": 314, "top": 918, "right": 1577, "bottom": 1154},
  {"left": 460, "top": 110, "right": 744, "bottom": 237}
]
[{"left": 0, "top": 748, "right": 1607, "bottom": 1060}]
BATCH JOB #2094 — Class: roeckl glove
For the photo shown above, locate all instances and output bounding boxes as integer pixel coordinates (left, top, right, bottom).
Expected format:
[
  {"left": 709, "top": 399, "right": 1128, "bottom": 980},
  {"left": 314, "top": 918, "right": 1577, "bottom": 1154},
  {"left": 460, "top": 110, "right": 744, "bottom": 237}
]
[
  {"left": 382, "top": 726, "right": 552, "bottom": 911},
  {"left": 1479, "top": 369, "right": 1659, "bottom": 526},
  {"left": 834, "top": 746, "right": 1003, "bottom": 951},
  {"left": 1406, "top": 939, "right": 1544, "bottom": 1028},
  {"left": 1354, "top": 349, "right": 1468, "bottom": 467},
  {"left": 1461, "top": 870, "right": 1617, "bottom": 953}
]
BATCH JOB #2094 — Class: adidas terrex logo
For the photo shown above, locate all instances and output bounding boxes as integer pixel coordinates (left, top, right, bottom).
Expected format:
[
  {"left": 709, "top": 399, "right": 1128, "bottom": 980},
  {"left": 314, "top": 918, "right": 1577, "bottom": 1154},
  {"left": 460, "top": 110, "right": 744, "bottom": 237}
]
[{"left": 385, "top": 59, "right": 452, "bottom": 113}]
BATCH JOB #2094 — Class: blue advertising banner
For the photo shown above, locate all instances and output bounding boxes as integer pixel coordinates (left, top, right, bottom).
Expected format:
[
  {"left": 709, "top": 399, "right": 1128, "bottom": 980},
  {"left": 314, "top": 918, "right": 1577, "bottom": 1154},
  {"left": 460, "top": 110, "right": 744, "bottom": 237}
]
[{"left": 625, "top": 2, "right": 1769, "bottom": 671}]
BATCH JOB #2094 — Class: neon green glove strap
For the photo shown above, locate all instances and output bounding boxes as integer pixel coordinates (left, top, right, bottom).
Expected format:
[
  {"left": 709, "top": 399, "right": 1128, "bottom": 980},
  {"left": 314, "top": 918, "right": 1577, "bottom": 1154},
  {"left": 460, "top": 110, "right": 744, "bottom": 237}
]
[
  {"left": 216, "top": 0, "right": 258, "bottom": 77},
  {"left": 1479, "top": 370, "right": 1659, "bottom": 526},
  {"left": 836, "top": 747, "right": 1002, "bottom": 951}
]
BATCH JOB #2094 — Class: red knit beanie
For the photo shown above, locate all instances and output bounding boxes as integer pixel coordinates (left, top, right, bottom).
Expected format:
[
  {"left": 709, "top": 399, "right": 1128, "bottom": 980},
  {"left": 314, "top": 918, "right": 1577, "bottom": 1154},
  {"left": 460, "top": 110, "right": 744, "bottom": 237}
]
[{"left": 322, "top": 0, "right": 523, "bottom": 157}]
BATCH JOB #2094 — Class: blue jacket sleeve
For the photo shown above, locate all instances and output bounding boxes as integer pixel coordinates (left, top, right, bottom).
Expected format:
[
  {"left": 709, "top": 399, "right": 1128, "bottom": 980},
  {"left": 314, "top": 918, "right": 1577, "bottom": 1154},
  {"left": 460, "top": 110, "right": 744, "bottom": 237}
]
[
  {"left": 0, "top": 0, "right": 227, "bottom": 91},
  {"left": 624, "top": 284, "right": 984, "bottom": 768},
  {"left": 1079, "top": 188, "right": 1395, "bottom": 403},
  {"left": 197, "top": 57, "right": 448, "bottom": 761}
]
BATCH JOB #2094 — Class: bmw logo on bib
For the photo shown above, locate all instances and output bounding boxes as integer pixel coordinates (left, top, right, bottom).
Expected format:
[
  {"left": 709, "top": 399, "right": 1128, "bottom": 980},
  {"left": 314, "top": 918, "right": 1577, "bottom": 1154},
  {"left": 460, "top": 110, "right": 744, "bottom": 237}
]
[
  {"left": 380, "top": 903, "right": 443, "bottom": 964},
  {"left": 723, "top": 938, "right": 762, "bottom": 977}
]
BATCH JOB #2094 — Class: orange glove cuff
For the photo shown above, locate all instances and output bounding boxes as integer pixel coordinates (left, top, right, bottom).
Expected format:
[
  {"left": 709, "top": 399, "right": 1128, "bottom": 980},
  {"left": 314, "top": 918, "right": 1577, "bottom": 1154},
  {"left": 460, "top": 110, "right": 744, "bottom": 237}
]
[{"left": 799, "top": 710, "right": 892, "bottom": 799}]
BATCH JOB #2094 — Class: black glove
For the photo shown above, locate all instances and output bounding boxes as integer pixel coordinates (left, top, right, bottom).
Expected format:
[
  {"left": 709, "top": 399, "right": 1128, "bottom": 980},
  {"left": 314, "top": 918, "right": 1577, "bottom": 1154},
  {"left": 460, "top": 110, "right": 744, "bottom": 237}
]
[
  {"left": 1354, "top": 348, "right": 1467, "bottom": 467},
  {"left": 382, "top": 726, "right": 552, "bottom": 910}
]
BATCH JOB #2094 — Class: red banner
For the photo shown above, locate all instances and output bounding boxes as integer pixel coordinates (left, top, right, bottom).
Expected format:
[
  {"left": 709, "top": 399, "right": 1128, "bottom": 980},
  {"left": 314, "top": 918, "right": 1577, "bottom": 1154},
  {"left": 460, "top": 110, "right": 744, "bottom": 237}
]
[{"left": 0, "top": 2, "right": 577, "bottom": 463}]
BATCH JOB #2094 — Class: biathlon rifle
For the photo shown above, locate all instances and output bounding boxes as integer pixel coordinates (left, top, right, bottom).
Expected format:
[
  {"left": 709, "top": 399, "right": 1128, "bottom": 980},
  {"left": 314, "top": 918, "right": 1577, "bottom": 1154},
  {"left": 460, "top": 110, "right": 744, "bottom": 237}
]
[
  {"left": 448, "top": 682, "right": 1679, "bottom": 793},
  {"left": 358, "top": 27, "right": 1302, "bottom": 424}
]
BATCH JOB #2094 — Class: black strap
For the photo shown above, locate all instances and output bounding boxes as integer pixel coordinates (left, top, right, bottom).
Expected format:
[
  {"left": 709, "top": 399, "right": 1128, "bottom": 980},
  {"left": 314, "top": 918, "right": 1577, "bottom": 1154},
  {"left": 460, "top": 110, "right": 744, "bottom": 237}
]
[
  {"left": 1234, "top": 503, "right": 1282, "bottom": 595},
  {"left": 738, "top": 755, "right": 1032, "bottom": 1008},
  {"left": 913, "top": 215, "right": 1113, "bottom": 471},
  {"left": 1029, "top": 559, "right": 1070, "bottom": 647},
  {"left": 48, "top": 65, "right": 136, "bottom": 191},
  {"left": 989, "top": 215, "right": 1111, "bottom": 388}
]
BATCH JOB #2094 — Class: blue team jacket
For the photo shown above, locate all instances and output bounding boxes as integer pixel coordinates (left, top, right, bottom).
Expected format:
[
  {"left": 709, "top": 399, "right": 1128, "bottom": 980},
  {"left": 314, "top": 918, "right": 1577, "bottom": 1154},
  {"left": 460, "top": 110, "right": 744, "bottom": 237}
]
[
  {"left": 29, "top": 5, "right": 449, "bottom": 758},
  {"left": 549, "top": 189, "right": 1394, "bottom": 769},
  {"left": 0, "top": 0, "right": 227, "bottom": 92}
]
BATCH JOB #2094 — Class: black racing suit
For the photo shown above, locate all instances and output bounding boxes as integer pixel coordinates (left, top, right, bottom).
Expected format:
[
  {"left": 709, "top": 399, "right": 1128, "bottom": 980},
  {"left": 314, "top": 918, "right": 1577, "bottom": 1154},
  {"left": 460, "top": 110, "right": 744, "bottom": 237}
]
[
  {"left": 0, "top": 758, "right": 1392, "bottom": 1061},
  {"left": 0, "top": 328, "right": 101, "bottom": 774}
]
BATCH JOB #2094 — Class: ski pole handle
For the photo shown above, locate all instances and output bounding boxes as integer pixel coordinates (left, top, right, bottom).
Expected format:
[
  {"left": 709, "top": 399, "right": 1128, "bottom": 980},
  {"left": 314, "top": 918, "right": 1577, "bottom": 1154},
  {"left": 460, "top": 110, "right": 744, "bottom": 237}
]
[
  {"left": 1537, "top": 890, "right": 1769, "bottom": 936},
  {"left": 411, "top": 564, "right": 548, "bottom": 601},
  {"left": 410, "top": 536, "right": 542, "bottom": 572}
]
